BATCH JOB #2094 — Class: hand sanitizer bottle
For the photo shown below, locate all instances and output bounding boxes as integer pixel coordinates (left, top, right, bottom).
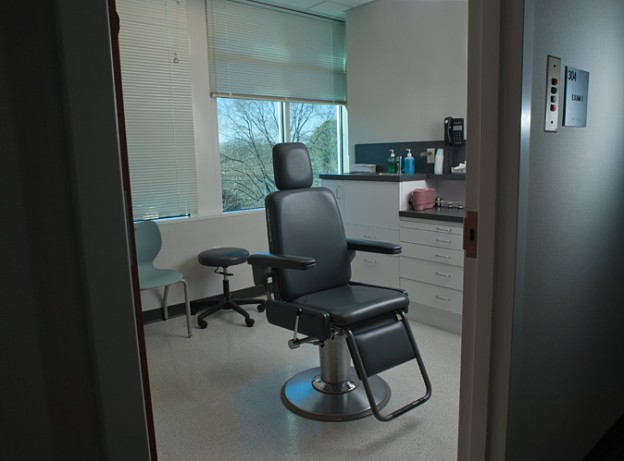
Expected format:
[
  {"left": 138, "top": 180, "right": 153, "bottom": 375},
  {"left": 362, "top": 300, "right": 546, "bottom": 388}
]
[
  {"left": 403, "top": 149, "right": 415, "bottom": 174},
  {"left": 387, "top": 149, "right": 397, "bottom": 173}
]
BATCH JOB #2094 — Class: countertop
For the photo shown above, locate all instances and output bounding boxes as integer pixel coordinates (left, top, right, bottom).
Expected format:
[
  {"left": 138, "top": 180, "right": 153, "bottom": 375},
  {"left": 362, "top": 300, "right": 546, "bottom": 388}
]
[
  {"left": 320, "top": 172, "right": 465, "bottom": 182},
  {"left": 320, "top": 172, "right": 427, "bottom": 182},
  {"left": 400, "top": 207, "right": 464, "bottom": 223}
]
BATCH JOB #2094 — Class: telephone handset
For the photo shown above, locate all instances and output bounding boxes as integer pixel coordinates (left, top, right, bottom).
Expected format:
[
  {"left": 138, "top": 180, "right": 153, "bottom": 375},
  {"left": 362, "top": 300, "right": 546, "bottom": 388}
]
[{"left": 444, "top": 117, "right": 465, "bottom": 146}]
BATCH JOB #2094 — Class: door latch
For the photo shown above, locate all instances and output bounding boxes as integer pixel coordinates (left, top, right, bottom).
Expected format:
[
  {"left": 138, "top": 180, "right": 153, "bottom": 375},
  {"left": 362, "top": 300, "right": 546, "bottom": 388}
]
[{"left": 463, "top": 211, "right": 478, "bottom": 259}]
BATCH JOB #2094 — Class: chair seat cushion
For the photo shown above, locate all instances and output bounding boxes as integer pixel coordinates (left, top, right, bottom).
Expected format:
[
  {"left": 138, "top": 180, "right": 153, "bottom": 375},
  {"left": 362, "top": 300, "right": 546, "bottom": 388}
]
[
  {"left": 292, "top": 284, "right": 408, "bottom": 327},
  {"left": 139, "top": 265, "right": 183, "bottom": 289},
  {"left": 198, "top": 247, "right": 249, "bottom": 268}
]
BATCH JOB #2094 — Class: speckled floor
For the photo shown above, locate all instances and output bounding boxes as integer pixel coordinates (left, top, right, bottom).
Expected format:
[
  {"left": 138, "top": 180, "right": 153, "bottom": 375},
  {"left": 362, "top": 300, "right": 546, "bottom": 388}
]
[{"left": 144, "top": 308, "right": 461, "bottom": 461}]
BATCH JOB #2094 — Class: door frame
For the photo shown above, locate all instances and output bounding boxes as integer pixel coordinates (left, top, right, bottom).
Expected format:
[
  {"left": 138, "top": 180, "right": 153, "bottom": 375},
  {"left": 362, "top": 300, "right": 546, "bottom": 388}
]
[{"left": 458, "top": 0, "right": 527, "bottom": 459}]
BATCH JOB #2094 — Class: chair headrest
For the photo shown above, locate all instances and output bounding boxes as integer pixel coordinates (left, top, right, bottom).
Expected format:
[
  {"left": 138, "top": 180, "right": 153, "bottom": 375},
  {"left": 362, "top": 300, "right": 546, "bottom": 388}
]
[{"left": 272, "top": 143, "right": 313, "bottom": 190}]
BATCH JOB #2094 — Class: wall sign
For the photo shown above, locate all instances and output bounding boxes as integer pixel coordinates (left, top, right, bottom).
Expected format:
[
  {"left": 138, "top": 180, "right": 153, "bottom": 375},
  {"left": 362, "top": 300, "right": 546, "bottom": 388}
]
[{"left": 563, "top": 66, "right": 589, "bottom": 127}]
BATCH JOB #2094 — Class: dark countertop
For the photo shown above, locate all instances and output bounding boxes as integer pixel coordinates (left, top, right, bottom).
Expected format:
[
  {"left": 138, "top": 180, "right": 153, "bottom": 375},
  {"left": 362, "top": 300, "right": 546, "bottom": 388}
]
[
  {"left": 400, "top": 207, "right": 464, "bottom": 223},
  {"left": 320, "top": 173, "right": 427, "bottom": 182},
  {"left": 320, "top": 172, "right": 464, "bottom": 182}
]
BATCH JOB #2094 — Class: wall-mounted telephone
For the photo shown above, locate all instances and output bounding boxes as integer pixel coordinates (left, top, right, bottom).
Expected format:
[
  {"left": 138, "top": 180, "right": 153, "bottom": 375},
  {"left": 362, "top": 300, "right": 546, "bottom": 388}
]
[{"left": 444, "top": 117, "right": 465, "bottom": 146}]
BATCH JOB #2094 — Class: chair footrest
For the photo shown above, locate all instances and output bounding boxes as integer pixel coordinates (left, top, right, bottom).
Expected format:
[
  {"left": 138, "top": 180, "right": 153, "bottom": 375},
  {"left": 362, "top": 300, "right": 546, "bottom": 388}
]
[{"left": 349, "top": 312, "right": 416, "bottom": 377}]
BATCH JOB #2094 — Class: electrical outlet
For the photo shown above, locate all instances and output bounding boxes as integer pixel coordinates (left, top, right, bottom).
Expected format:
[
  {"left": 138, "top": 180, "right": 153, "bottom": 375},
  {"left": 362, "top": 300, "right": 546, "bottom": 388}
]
[{"left": 426, "top": 148, "right": 435, "bottom": 164}]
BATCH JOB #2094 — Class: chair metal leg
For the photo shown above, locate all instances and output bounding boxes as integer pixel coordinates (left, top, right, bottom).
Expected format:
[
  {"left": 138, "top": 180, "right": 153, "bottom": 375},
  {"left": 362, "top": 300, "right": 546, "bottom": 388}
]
[
  {"left": 345, "top": 311, "right": 432, "bottom": 422},
  {"left": 162, "top": 285, "right": 170, "bottom": 320},
  {"left": 279, "top": 333, "right": 391, "bottom": 421},
  {"left": 180, "top": 279, "right": 192, "bottom": 338},
  {"left": 194, "top": 268, "right": 260, "bottom": 328}
]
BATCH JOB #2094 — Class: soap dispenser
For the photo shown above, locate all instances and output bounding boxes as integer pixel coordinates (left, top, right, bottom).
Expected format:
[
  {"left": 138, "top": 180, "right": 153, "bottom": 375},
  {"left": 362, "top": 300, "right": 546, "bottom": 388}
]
[
  {"left": 387, "top": 149, "right": 397, "bottom": 173},
  {"left": 404, "top": 149, "right": 415, "bottom": 174}
]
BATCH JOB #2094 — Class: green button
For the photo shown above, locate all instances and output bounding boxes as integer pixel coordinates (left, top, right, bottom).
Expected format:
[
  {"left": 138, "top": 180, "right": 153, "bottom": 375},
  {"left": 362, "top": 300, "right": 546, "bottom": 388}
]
[{"left": 551, "top": 86, "right": 558, "bottom": 94}]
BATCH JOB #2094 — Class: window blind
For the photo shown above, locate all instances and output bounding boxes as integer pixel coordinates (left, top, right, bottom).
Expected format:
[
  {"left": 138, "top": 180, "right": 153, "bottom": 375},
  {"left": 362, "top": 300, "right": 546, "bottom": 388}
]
[
  {"left": 117, "top": 0, "right": 197, "bottom": 220},
  {"left": 206, "top": 0, "right": 346, "bottom": 104}
]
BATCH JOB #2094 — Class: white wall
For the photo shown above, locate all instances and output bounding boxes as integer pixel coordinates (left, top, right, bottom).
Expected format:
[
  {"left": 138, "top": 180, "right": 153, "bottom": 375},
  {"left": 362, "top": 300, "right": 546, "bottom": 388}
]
[
  {"left": 141, "top": 211, "right": 268, "bottom": 310},
  {"left": 346, "top": 0, "right": 467, "bottom": 155}
]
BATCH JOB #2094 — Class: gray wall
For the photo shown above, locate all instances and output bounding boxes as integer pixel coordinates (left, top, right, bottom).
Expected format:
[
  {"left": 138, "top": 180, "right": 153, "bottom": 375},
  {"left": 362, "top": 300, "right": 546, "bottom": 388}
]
[
  {"left": 507, "top": 0, "right": 624, "bottom": 458},
  {"left": 346, "top": 0, "right": 467, "bottom": 157}
]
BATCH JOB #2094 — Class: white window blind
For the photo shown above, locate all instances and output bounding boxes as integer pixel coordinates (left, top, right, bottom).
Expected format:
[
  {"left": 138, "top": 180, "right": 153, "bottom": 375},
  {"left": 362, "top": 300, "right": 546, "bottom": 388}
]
[
  {"left": 206, "top": 0, "right": 346, "bottom": 104},
  {"left": 117, "top": 0, "right": 197, "bottom": 220}
]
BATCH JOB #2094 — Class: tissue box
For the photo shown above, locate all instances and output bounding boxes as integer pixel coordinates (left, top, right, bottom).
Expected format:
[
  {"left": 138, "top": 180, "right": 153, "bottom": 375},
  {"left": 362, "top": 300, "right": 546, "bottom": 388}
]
[
  {"left": 351, "top": 163, "right": 377, "bottom": 173},
  {"left": 410, "top": 188, "right": 436, "bottom": 211}
]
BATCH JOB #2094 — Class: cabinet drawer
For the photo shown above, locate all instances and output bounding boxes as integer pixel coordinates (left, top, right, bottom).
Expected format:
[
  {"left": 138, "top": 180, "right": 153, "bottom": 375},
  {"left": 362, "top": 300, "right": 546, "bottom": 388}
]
[
  {"left": 400, "top": 257, "right": 464, "bottom": 291},
  {"left": 351, "top": 253, "right": 400, "bottom": 289},
  {"left": 400, "top": 218, "right": 463, "bottom": 235},
  {"left": 401, "top": 242, "right": 464, "bottom": 267},
  {"left": 400, "top": 227, "right": 463, "bottom": 250},
  {"left": 400, "top": 278, "right": 463, "bottom": 315},
  {"left": 345, "top": 224, "right": 399, "bottom": 244}
]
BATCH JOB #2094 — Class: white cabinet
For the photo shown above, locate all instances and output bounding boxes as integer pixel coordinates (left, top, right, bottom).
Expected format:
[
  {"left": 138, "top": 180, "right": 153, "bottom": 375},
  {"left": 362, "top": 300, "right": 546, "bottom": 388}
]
[
  {"left": 322, "top": 178, "right": 426, "bottom": 289},
  {"left": 399, "top": 217, "right": 463, "bottom": 333},
  {"left": 322, "top": 179, "right": 344, "bottom": 216}
]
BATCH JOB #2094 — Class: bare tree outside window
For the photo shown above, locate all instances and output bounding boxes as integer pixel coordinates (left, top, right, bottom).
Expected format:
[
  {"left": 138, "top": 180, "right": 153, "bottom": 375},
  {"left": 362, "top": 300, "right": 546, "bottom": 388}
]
[{"left": 217, "top": 98, "right": 343, "bottom": 211}]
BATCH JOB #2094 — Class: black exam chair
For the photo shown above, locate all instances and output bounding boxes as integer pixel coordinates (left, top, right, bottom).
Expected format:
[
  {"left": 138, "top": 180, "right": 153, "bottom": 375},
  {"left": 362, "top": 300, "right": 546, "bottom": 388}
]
[{"left": 247, "top": 142, "right": 431, "bottom": 422}]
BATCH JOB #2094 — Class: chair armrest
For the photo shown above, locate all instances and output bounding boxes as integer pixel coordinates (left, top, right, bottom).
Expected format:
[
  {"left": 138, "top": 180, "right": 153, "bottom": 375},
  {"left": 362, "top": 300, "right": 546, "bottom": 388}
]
[
  {"left": 247, "top": 252, "right": 316, "bottom": 291},
  {"left": 346, "top": 238, "right": 402, "bottom": 255},
  {"left": 247, "top": 252, "right": 316, "bottom": 270}
]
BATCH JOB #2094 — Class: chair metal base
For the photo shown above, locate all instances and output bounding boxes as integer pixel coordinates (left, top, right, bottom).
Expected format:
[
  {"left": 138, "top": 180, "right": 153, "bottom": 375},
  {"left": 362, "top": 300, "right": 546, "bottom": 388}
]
[{"left": 280, "top": 367, "right": 391, "bottom": 421}]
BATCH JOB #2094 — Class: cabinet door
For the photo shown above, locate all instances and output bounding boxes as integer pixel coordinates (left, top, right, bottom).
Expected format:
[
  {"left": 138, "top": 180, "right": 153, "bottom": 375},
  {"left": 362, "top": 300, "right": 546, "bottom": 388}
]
[
  {"left": 400, "top": 227, "right": 463, "bottom": 251},
  {"left": 351, "top": 253, "right": 400, "bottom": 289},
  {"left": 400, "top": 278, "right": 463, "bottom": 315},
  {"left": 320, "top": 179, "right": 344, "bottom": 216},
  {"left": 345, "top": 223, "right": 399, "bottom": 244},
  {"left": 401, "top": 241, "right": 464, "bottom": 267},
  {"left": 400, "top": 257, "right": 464, "bottom": 291}
]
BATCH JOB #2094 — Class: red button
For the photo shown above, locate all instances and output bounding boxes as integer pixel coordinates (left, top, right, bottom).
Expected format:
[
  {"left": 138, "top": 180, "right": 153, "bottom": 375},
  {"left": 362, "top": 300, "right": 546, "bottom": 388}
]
[
  {"left": 551, "top": 78, "right": 558, "bottom": 85},
  {"left": 550, "top": 104, "right": 557, "bottom": 112}
]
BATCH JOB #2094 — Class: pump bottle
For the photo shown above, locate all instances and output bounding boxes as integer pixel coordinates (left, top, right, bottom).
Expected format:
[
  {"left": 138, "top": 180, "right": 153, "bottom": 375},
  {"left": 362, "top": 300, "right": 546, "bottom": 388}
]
[
  {"left": 387, "top": 149, "right": 397, "bottom": 173},
  {"left": 403, "top": 149, "right": 415, "bottom": 174}
]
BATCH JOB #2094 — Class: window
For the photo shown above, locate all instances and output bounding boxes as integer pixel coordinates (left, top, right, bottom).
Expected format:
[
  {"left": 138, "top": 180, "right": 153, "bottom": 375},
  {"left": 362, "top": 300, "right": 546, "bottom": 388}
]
[
  {"left": 207, "top": 0, "right": 348, "bottom": 211},
  {"left": 217, "top": 98, "right": 345, "bottom": 211},
  {"left": 117, "top": 0, "right": 197, "bottom": 220}
]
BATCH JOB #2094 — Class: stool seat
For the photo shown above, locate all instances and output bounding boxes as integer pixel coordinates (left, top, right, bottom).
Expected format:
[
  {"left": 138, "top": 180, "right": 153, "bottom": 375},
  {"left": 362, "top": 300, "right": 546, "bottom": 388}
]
[{"left": 198, "top": 247, "right": 249, "bottom": 268}]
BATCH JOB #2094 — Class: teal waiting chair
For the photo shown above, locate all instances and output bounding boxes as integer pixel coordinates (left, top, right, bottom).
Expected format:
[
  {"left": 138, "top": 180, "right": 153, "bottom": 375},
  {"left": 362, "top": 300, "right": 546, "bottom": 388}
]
[{"left": 135, "top": 220, "right": 192, "bottom": 337}]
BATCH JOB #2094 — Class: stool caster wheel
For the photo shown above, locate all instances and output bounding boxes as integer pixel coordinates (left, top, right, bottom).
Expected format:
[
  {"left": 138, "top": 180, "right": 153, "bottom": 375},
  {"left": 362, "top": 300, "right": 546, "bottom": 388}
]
[
  {"left": 245, "top": 317, "right": 255, "bottom": 327},
  {"left": 198, "top": 319, "right": 208, "bottom": 329},
  {"left": 257, "top": 303, "right": 265, "bottom": 313}
]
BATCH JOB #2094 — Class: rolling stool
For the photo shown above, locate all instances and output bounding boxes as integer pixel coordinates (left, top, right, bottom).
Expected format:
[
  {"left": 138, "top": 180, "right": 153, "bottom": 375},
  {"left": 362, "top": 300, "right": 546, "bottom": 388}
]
[{"left": 195, "top": 247, "right": 263, "bottom": 329}]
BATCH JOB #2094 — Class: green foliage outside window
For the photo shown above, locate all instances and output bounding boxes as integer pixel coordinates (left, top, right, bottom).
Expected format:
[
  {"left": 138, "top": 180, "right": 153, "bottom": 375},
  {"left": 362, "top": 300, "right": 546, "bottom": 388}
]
[{"left": 217, "top": 98, "right": 343, "bottom": 211}]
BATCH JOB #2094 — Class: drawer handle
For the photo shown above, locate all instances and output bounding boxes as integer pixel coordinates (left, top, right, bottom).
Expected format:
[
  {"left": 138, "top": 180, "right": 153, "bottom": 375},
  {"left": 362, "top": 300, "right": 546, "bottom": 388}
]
[
  {"left": 435, "top": 253, "right": 451, "bottom": 260},
  {"left": 363, "top": 258, "right": 376, "bottom": 265},
  {"left": 435, "top": 271, "right": 451, "bottom": 278},
  {"left": 435, "top": 295, "right": 452, "bottom": 302},
  {"left": 436, "top": 238, "right": 452, "bottom": 244},
  {"left": 436, "top": 227, "right": 453, "bottom": 233},
  {"left": 363, "top": 234, "right": 376, "bottom": 240}
]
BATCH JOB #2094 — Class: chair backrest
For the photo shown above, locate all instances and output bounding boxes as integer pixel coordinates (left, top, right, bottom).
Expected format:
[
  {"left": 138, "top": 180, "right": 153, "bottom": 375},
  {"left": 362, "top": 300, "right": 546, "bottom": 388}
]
[
  {"left": 134, "top": 220, "right": 162, "bottom": 268},
  {"left": 266, "top": 143, "right": 351, "bottom": 301}
]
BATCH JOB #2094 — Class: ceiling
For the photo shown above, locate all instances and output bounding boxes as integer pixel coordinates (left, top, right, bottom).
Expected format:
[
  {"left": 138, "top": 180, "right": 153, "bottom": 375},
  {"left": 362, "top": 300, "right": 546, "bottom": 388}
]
[{"left": 248, "top": 0, "right": 373, "bottom": 20}]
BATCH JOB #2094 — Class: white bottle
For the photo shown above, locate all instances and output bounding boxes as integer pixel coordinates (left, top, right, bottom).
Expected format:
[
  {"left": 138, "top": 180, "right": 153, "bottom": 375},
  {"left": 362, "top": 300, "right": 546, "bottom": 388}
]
[{"left": 434, "top": 148, "right": 444, "bottom": 175}]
